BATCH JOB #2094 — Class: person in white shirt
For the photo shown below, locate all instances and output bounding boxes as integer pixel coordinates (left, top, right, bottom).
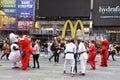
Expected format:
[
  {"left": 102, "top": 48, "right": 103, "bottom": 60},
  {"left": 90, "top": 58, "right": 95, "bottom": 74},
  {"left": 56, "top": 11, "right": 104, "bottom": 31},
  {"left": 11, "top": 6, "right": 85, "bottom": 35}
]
[
  {"left": 78, "top": 40, "right": 88, "bottom": 76},
  {"left": 32, "top": 40, "right": 41, "bottom": 68},
  {"left": 108, "top": 43, "right": 116, "bottom": 61},
  {"left": 63, "top": 39, "right": 76, "bottom": 77}
]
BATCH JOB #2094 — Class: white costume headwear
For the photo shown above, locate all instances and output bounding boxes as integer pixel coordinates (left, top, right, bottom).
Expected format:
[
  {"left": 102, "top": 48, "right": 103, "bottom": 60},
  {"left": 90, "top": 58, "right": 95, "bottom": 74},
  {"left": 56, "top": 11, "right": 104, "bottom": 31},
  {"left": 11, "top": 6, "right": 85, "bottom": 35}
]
[{"left": 9, "top": 33, "right": 18, "bottom": 43}]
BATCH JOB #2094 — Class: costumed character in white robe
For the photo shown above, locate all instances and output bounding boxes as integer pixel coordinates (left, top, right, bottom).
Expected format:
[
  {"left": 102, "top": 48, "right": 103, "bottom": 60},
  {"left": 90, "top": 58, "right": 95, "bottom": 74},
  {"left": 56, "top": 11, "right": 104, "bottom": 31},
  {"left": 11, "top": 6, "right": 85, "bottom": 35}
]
[
  {"left": 78, "top": 40, "right": 88, "bottom": 76},
  {"left": 8, "top": 33, "right": 21, "bottom": 68},
  {"left": 63, "top": 39, "right": 76, "bottom": 77}
]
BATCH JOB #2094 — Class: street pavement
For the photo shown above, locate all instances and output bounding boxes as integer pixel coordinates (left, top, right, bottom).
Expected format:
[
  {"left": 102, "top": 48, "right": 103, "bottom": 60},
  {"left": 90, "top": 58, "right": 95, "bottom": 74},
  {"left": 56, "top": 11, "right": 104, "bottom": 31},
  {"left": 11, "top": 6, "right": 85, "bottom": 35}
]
[{"left": 0, "top": 52, "right": 120, "bottom": 80}]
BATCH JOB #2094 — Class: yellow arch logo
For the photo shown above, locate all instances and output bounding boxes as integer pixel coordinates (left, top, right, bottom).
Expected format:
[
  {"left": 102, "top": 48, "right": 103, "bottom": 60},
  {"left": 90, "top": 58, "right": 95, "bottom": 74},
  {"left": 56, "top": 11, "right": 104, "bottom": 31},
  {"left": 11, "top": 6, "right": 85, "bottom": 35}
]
[{"left": 62, "top": 20, "right": 85, "bottom": 39}]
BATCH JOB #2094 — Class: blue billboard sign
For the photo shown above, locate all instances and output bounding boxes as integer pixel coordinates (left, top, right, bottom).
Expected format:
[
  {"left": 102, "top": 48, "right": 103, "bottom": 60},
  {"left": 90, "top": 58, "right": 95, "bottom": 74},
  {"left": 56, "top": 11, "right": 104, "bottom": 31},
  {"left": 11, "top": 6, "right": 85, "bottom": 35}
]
[
  {"left": 17, "top": 0, "right": 34, "bottom": 17},
  {"left": 17, "top": 0, "right": 34, "bottom": 29}
]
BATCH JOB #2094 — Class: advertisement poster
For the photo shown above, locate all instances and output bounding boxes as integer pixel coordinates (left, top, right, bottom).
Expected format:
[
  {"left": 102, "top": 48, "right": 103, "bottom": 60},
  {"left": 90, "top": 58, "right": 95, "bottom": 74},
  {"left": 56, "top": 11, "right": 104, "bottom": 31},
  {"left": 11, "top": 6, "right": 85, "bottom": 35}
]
[
  {"left": 0, "top": 0, "right": 17, "bottom": 30},
  {"left": 17, "top": 0, "right": 34, "bottom": 29},
  {"left": 93, "top": 0, "right": 120, "bottom": 26}
]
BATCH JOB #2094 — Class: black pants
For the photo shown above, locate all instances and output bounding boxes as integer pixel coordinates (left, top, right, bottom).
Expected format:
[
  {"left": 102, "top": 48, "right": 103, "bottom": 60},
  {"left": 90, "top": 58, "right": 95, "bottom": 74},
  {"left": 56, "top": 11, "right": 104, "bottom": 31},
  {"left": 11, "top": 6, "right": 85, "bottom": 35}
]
[
  {"left": 49, "top": 54, "right": 55, "bottom": 61},
  {"left": 1, "top": 53, "right": 9, "bottom": 60},
  {"left": 32, "top": 54, "right": 40, "bottom": 68},
  {"left": 54, "top": 53, "right": 59, "bottom": 63},
  {"left": 74, "top": 54, "right": 78, "bottom": 72},
  {"left": 108, "top": 51, "right": 116, "bottom": 61}
]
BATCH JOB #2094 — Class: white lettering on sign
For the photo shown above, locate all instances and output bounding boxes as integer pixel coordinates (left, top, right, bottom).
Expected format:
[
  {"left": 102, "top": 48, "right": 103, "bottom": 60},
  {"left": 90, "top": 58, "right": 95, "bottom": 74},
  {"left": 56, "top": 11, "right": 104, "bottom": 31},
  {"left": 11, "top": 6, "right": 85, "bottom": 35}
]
[
  {"left": 21, "top": 1, "right": 30, "bottom": 4},
  {"left": 18, "top": 1, "right": 33, "bottom": 8},
  {"left": 99, "top": 6, "right": 120, "bottom": 14}
]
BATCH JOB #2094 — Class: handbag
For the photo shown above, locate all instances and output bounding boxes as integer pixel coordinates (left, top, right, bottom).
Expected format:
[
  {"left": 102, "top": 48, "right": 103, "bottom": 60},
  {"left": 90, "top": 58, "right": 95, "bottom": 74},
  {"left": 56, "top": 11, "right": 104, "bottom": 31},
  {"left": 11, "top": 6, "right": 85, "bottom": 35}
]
[{"left": 20, "top": 49, "right": 25, "bottom": 57}]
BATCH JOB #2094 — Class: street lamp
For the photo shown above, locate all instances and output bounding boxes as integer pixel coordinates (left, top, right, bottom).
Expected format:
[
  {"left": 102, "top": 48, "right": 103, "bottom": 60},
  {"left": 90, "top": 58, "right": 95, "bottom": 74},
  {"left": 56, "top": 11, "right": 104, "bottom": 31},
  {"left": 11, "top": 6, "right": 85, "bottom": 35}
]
[
  {"left": 89, "top": 21, "right": 93, "bottom": 29},
  {"left": 89, "top": 21, "right": 93, "bottom": 40}
]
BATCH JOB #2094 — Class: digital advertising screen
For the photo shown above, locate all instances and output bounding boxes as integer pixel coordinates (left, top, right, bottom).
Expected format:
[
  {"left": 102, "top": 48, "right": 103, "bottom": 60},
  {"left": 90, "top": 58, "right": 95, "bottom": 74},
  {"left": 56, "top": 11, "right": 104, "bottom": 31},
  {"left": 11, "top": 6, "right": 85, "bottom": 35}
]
[
  {"left": 38, "top": 0, "right": 90, "bottom": 18},
  {"left": 93, "top": 0, "right": 120, "bottom": 26}
]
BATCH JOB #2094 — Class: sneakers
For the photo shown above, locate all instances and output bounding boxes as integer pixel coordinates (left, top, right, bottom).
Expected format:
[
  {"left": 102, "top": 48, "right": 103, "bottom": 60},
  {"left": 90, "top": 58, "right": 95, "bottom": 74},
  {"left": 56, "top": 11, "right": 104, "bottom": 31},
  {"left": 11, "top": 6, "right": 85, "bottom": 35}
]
[
  {"left": 80, "top": 73, "right": 85, "bottom": 76},
  {"left": 91, "top": 67, "right": 96, "bottom": 70},
  {"left": 63, "top": 70, "right": 75, "bottom": 77},
  {"left": 11, "top": 63, "right": 19, "bottom": 69},
  {"left": 37, "top": 66, "right": 40, "bottom": 69},
  {"left": 71, "top": 73, "right": 75, "bottom": 77},
  {"left": 32, "top": 66, "right": 40, "bottom": 69},
  {"left": 63, "top": 70, "right": 66, "bottom": 74},
  {"left": 32, "top": 66, "right": 35, "bottom": 68},
  {"left": 12, "top": 66, "right": 19, "bottom": 69},
  {"left": 48, "top": 59, "right": 51, "bottom": 62}
]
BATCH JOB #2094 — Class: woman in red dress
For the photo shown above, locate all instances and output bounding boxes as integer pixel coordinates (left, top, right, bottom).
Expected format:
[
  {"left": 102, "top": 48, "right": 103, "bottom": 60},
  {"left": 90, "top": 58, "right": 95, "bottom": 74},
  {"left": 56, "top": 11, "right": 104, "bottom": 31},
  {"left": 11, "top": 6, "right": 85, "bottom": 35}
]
[{"left": 88, "top": 40, "right": 97, "bottom": 70}]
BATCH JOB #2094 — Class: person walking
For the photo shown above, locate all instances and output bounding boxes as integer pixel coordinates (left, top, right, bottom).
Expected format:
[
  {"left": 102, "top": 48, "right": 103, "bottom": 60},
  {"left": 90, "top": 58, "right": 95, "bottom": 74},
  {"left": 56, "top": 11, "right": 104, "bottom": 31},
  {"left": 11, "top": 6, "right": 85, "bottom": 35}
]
[
  {"left": 48, "top": 41, "right": 56, "bottom": 62},
  {"left": 32, "top": 40, "right": 41, "bottom": 69},
  {"left": 108, "top": 43, "right": 116, "bottom": 61},
  {"left": 54, "top": 40, "right": 61, "bottom": 64},
  {"left": 44, "top": 41, "right": 48, "bottom": 56},
  {"left": 63, "top": 39, "right": 76, "bottom": 77},
  {"left": 1, "top": 40, "right": 10, "bottom": 60},
  {"left": 78, "top": 40, "right": 88, "bottom": 76},
  {"left": 87, "top": 40, "right": 97, "bottom": 70}
]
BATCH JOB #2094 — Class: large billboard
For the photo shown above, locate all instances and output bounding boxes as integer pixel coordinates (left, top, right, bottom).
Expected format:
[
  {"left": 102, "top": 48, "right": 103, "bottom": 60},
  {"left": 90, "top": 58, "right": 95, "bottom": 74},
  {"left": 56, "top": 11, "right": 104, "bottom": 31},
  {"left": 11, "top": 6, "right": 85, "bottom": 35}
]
[
  {"left": 93, "top": 0, "right": 120, "bottom": 26},
  {"left": 17, "top": 0, "right": 34, "bottom": 29},
  {"left": 38, "top": 0, "right": 90, "bottom": 18},
  {"left": 0, "top": 0, "right": 17, "bottom": 30}
]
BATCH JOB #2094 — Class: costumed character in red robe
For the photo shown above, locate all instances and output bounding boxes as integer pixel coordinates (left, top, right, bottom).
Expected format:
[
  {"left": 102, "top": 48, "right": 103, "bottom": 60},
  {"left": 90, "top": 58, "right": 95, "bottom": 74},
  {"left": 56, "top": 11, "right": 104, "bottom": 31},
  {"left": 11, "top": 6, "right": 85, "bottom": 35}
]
[
  {"left": 19, "top": 35, "right": 33, "bottom": 70},
  {"left": 88, "top": 40, "right": 97, "bottom": 70},
  {"left": 100, "top": 39, "right": 109, "bottom": 67}
]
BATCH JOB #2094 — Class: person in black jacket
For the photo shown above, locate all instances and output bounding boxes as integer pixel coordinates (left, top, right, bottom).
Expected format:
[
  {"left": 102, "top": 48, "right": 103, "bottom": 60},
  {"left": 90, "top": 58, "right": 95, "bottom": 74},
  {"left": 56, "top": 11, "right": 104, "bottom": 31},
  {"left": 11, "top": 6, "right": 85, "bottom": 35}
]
[
  {"left": 54, "top": 43, "right": 61, "bottom": 63},
  {"left": 48, "top": 41, "right": 56, "bottom": 62}
]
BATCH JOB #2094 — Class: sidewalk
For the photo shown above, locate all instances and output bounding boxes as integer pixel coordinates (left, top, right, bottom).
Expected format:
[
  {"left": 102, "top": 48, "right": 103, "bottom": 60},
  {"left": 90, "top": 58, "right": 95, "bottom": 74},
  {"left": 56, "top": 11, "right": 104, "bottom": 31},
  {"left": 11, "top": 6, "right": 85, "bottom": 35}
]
[{"left": 0, "top": 52, "right": 120, "bottom": 80}]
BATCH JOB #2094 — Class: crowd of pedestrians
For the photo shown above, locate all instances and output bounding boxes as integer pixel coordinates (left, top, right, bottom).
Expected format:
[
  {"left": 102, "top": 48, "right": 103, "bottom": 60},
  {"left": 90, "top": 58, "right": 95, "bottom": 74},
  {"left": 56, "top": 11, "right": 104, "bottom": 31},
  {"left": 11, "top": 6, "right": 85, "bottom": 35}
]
[
  {"left": 40, "top": 38, "right": 120, "bottom": 77},
  {"left": 0, "top": 33, "right": 120, "bottom": 77}
]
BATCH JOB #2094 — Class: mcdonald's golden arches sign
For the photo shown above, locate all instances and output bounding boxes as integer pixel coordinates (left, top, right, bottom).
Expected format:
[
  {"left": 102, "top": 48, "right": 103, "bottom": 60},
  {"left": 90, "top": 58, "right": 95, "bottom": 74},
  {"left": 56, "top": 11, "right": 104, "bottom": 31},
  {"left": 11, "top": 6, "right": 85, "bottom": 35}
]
[{"left": 62, "top": 20, "right": 85, "bottom": 39}]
